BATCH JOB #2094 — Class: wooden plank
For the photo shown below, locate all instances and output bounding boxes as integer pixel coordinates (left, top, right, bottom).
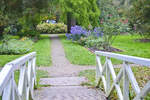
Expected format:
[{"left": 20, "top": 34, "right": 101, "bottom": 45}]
[
  {"left": 134, "top": 81, "right": 150, "bottom": 100},
  {"left": 106, "top": 67, "right": 123, "bottom": 100},
  {"left": 107, "top": 59, "right": 116, "bottom": 81},
  {"left": 95, "top": 51, "right": 150, "bottom": 66},
  {"left": 125, "top": 63, "right": 141, "bottom": 94},
  {"left": 2, "top": 80, "right": 12, "bottom": 100},
  {"left": 0, "top": 52, "right": 36, "bottom": 100},
  {"left": 123, "top": 62, "right": 129, "bottom": 100}
]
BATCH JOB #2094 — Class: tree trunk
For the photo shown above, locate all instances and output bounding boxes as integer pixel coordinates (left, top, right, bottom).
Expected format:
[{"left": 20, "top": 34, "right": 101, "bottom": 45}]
[{"left": 67, "top": 12, "right": 76, "bottom": 33}]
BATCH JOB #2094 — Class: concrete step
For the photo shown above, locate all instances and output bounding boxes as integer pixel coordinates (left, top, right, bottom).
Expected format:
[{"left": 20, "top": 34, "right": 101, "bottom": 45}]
[
  {"left": 40, "top": 77, "right": 88, "bottom": 86},
  {"left": 35, "top": 86, "right": 106, "bottom": 100}
]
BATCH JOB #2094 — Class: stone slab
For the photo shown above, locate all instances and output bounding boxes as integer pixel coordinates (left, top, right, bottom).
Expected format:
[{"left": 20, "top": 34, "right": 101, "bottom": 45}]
[
  {"left": 35, "top": 86, "right": 106, "bottom": 100},
  {"left": 40, "top": 77, "right": 88, "bottom": 86}
]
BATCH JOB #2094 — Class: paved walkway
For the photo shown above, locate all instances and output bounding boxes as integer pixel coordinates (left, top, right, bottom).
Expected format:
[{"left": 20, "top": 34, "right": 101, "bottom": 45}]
[{"left": 35, "top": 34, "right": 106, "bottom": 100}]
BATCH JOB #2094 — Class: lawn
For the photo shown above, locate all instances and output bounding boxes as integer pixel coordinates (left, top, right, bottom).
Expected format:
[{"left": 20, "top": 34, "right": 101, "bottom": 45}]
[
  {"left": 32, "top": 35, "right": 51, "bottom": 67},
  {"left": 0, "top": 35, "right": 51, "bottom": 67},
  {"left": 113, "top": 35, "right": 150, "bottom": 58},
  {"left": 60, "top": 35, "right": 96, "bottom": 65},
  {"left": 60, "top": 34, "right": 150, "bottom": 65}
]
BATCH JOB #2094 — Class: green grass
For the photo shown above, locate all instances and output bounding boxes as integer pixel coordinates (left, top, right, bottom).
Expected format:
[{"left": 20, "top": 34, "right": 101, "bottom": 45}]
[
  {"left": 0, "top": 35, "right": 51, "bottom": 67},
  {"left": 60, "top": 34, "right": 150, "bottom": 65},
  {"left": 60, "top": 35, "right": 96, "bottom": 65},
  {"left": 113, "top": 35, "right": 150, "bottom": 58},
  {"left": 32, "top": 35, "right": 51, "bottom": 67},
  {"left": 0, "top": 55, "right": 21, "bottom": 67}
]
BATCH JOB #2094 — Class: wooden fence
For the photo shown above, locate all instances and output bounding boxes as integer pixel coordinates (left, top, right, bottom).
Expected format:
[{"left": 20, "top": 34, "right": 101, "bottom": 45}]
[
  {"left": 0, "top": 52, "right": 36, "bottom": 100},
  {"left": 95, "top": 51, "right": 150, "bottom": 100}
]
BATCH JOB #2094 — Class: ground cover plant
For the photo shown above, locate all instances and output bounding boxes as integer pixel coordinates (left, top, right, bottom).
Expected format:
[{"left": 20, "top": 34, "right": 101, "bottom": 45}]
[
  {"left": 0, "top": 35, "right": 51, "bottom": 67},
  {"left": 0, "top": 35, "right": 33, "bottom": 55}
]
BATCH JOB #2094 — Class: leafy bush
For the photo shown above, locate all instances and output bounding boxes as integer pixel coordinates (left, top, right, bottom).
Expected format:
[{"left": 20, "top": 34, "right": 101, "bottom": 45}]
[
  {"left": 17, "top": 12, "right": 41, "bottom": 38},
  {"left": 36, "top": 23, "right": 67, "bottom": 34},
  {"left": 127, "top": 0, "right": 150, "bottom": 38},
  {"left": 86, "top": 37, "right": 105, "bottom": 50},
  {"left": 0, "top": 36, "right": 33, "bottom": 55}
]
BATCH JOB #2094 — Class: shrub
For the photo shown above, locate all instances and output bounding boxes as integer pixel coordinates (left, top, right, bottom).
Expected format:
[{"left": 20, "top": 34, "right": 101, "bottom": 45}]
[
  {"left": 127, "top": 0, "right": 150, "bottom": 38},
  {"left": 66, "top": 25, "right": 87, "bottom": 41},
  {"left": 17, "top": 12, "right": 41, "bottom": 38},
  {"left": 36, "top": 23, "right": 67, "bottom": 34},
  {"left": 0, "top": 35, "right": 33, "bottom": 55}
]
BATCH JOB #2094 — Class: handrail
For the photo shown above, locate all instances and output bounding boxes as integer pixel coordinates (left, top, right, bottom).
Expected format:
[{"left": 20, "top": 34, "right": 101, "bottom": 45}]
[
  {"left": 95, "top": 51, "right": 150, "bottom": 100},
  {"left": 0, "top": 52, "right": 36, "bottom": 100}
]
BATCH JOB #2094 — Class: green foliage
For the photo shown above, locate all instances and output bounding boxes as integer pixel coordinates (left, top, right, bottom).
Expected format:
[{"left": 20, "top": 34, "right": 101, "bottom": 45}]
[
  {"left": 85, "top": 37, "right": 105, "bottom": 50},
  {"left": 37, "top": 23, "right": 67, "bottom": 34},
  {"left": 0, "top": 0, "right": 51, "bottom": 38},
  {"left": 17, "top": 11, "right": 41, "bottom": 38},
  {"left": 98, "top": 0, "right": 130, "bottom": 50},
  {"left": 59, "top": 0, "right": 100, "bottom": 27},
  {"left": 127, "top": 0, "right": 150, "bottom": 38},
  {"left": 0, "top": 36, "right": 33, "bottom": 55}
]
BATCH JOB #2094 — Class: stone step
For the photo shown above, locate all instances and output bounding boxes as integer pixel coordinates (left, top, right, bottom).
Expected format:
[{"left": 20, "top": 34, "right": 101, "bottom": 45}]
[
  {"left": 35, "top": 86, "right": 106, "bottom": 100},
  {"left": 40, "top": 77, "right": 88, "bottom": 86}
]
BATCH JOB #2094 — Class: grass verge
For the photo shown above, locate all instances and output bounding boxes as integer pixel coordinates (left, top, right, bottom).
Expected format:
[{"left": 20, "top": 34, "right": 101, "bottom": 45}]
[
  {"left": 32, "top": 35, "right": 51, "bottom": 67},
  {"left": 60, "top": 35, "right": 96, "bottom": 65}
]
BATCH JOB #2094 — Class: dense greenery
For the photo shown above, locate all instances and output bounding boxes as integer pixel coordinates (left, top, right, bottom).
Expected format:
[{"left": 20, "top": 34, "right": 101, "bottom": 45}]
[
  {"left": 58, "top": 0, "right": 100, "bottom": 32},
  {"left": 127, "top": 0, "right": 150, "bottom": 38},
  {"left": 0, "top": 0, "right": 50, "bottom": 37}
]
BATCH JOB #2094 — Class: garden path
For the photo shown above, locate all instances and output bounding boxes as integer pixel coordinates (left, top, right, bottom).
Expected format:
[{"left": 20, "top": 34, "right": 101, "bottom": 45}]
[{"left": 35, "top": 34, "right": 106, "bottom": 100}]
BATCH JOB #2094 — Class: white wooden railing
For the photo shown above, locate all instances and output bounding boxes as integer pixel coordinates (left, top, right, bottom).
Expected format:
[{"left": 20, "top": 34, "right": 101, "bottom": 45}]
[
  {"left": 95, "top": 51, "right": 150, "bottom": 100},
  {"left": 0, "top": 52, "right": 36, "bottom": 100}
]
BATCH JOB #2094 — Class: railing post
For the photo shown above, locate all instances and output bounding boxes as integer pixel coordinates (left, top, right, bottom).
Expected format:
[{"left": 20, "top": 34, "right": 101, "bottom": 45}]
[
  {"left": 123, "top": 62, "right": 129, "bottom": 100},
  {"left": 106, "top": 57, "right": 110, "bottom": 96},
  {"left": 96, "top": 55, "right": 100, "bottom": 83}
]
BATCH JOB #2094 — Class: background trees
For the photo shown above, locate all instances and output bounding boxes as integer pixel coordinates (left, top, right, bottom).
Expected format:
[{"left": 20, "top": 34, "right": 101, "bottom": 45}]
[
  {"left": 0, "top": 0, "right": 50, "bottom": 38},
  {"left": 58, "top": 0, "right": 100, "bottom": 32}
]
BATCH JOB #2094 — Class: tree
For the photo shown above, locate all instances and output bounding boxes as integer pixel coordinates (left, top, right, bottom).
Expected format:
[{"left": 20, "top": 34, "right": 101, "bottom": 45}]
[
  {"left": 0, "top": 0, "right": 50, "bottom": 37},
  {"left": 59, "top": 0, "right": 100, "bottom": 32}
]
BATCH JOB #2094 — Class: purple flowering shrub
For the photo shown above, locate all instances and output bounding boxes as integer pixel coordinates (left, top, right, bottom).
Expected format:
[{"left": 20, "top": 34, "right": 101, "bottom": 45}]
[
  {"left": 66, "top": 25, "right": 109, "bottom": 50},
  {"left": 66, "top": 25, "right": 87, "bottom": 41},
  {"left": 66, "top": 25, "right": 103, "bottom": 41}
]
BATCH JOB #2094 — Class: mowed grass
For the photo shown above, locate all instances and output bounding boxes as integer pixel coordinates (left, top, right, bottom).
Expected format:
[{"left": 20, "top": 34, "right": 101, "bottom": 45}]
[
  {"left": 113, "top": 35, "right": 150, "bottom": 58},
  {"left": 60, "top": 34, "right": 150, "bottom": 65},
  {"left": 60, "top": 35, "right": 96, "bottom": 65},
  {"left": 0, "top": 35, "right": 51, "bottom": 67},
  {"left": 33, "top": 35, "right": 51, "bottom": 67}
]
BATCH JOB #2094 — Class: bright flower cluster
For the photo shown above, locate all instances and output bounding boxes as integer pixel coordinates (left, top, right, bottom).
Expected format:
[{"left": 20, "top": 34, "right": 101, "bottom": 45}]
[{"left": 66, "top": 25, "right": 103, "bottom": 41}]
